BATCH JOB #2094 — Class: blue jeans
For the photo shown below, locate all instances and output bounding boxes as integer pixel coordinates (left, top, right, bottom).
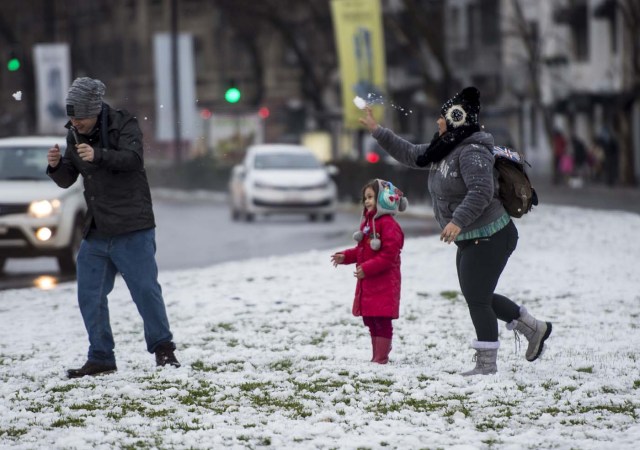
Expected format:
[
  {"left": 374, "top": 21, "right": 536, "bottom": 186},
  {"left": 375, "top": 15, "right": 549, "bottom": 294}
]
[{"left": 76, "top": 228, "right": 173, "bottom": 364}]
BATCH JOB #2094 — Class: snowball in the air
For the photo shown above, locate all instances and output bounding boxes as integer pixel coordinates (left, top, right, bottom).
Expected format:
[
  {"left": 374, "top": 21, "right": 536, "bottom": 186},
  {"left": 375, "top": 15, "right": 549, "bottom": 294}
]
[
  {"left": 353, "top": 96, "right": 367, "bottom": 109},
  {"left": 12, "top": 91, "right": 22, "bottom": 101}
]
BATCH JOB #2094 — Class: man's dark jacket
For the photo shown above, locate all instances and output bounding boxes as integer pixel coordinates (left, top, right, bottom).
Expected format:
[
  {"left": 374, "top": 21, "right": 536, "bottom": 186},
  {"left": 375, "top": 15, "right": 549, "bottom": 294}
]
[{"left": 48, "top": 104, "right": 155, "bottom": 237}]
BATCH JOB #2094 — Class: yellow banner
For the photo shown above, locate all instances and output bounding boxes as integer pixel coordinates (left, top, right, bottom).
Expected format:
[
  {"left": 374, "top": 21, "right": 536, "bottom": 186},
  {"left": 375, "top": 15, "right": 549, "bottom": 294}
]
[{"left": 331, "top": 0, "right": 386, "bottom": 129}]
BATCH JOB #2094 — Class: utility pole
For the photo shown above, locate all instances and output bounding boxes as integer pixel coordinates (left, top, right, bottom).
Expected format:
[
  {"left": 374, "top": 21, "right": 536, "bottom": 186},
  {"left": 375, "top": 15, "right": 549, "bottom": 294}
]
[{"left": 170, "top": 0, "right": 182, "bottom": 163}]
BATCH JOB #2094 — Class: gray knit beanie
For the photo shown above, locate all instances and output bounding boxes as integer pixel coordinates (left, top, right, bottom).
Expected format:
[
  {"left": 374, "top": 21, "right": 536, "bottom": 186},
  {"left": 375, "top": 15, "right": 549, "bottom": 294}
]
[{"left": 66, "top": 77, "right": 106, "bottom": 118}]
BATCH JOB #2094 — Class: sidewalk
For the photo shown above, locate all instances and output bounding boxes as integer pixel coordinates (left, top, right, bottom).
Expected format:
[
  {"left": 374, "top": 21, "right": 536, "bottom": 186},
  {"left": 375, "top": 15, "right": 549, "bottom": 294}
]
[{"left": 530, "top": 176, "right": 640, "bottom": 215}]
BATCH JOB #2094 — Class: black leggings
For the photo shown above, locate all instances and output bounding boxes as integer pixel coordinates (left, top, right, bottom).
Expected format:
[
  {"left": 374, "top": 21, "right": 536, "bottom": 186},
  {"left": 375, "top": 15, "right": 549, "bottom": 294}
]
[{"left": 455, "top": 220, "right": 521, "bottom": 342}]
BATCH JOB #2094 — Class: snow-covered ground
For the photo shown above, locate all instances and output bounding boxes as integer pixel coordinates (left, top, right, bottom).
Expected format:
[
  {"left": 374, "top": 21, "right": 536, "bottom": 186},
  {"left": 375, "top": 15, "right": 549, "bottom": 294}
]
[{"left": 1, "top": 204, "right": 639, "bottom": 449}]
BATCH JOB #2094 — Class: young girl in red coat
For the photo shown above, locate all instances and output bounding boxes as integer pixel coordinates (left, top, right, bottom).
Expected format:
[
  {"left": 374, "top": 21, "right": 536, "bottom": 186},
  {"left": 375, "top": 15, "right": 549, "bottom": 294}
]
[{"left": 331, "top": 179, "right": 407, "bottom": 364}]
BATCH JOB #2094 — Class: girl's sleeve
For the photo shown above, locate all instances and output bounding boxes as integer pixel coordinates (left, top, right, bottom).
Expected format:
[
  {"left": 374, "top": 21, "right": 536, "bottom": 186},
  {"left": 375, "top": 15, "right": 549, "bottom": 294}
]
[
  {"left": 359, "top": 219, "right": 403, "bottom": 276},
  {"left": 342, "top": 247, "right": 358, "bottom": 265}
]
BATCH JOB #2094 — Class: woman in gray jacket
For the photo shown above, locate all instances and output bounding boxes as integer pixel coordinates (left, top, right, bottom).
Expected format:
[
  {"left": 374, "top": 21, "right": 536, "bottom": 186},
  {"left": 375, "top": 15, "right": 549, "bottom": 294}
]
[{"left": 359, "top": 87, "right": 552, "bottom": 376}]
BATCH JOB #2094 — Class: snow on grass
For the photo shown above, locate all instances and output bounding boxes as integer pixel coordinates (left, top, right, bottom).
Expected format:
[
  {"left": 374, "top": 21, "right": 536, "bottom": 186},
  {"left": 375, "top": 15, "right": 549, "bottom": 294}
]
[{"left": 1, "top": 205, "right": 639, "bottom": 449}]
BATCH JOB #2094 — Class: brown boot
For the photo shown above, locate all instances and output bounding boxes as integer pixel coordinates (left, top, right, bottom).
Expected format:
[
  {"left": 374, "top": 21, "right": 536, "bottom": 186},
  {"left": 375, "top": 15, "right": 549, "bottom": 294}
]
[
  {"left": 154, "top": 342, "right": 181, "bottom": 368},
  {"left": 372, "top": 337, "right": 392, "bottom": 364},
  {"left": 67, "top": 361, "right": 117, "bottom": 379}
]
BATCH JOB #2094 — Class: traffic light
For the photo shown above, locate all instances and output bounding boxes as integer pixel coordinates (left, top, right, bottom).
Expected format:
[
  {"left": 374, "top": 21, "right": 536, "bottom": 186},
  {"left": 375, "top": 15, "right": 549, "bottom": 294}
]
[
  {"left": 224, "top": 79, "right": 241, "bottom": 104},
  {"left": 6, "top": 51, "right": 20, "bottom": 72},
  {"left": 258, "top": 106, "right": 270, "bottom": 119}
]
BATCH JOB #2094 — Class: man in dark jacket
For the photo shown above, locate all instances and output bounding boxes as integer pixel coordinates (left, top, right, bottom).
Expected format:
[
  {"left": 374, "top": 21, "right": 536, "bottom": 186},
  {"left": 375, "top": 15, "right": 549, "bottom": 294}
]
[{"left": 46, "top": 77, "right": 180, "bottom": 378}]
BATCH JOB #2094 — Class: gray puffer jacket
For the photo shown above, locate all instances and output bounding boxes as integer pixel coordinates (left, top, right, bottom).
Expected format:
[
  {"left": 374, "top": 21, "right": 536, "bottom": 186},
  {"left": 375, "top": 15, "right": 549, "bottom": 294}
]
[{"left": 372, "top": 127, "right": 506, "bottom": 233}]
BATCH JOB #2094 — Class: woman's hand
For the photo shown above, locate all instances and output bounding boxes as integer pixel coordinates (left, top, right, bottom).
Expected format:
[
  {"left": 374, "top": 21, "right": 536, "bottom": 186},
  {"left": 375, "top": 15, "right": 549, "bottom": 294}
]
[
  {"left": 358, "top": 106, "right": 379, "bottom": 133},
  {"left": 440, "top": 222, "right": 461, "bottom": 244},
  {"left": 331, "top": 253, "right": 345, "bottom": 267},
  {"left": 354, "top": 265, "right": 365, "bottom": 279}
]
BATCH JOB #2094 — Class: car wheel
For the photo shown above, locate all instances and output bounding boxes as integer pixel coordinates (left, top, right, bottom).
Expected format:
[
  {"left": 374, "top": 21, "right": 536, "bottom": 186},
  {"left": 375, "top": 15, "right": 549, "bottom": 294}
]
[
  {"left": 245, "top": 212, "right": 255, "bottom": 222},
  {"left": 309, "top": 214, "right": 318, "bottom": 222},
  {"left": 0, "top": 257, "right": 6, "bottom": 274},
  {"left": 323, "top": 213, "right": 335, "bottom": 222},
  {"left": 231, "top": 208, "right": 240, "bottom": 221},
  {"left": 58, "top": 219, "right": 83, "bottom": 274}
]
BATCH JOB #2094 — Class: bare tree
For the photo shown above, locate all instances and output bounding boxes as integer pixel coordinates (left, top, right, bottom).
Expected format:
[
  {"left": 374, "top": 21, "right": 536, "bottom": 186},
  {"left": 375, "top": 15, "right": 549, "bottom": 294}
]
[
  {"left": 209, "top": 0, "right": 337, "bottom": 126},
  {"left": 507, "top": 0, "right": 557, "bottom": 171},
  {"left": 614, "top": 0, "right": 639, "bottom": 185}
]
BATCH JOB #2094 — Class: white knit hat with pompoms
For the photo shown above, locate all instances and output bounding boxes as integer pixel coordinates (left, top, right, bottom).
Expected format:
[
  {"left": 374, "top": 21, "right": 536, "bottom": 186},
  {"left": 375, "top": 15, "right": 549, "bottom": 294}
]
[{"left": 353, "top": 179, "right": 408, "bottom": 251}]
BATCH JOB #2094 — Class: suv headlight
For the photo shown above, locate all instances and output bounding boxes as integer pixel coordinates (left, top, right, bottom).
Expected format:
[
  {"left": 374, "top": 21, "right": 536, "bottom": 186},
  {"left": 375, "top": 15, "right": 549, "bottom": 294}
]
[{"left": 29, "top": 199, "right": 61, "bottom": 218}]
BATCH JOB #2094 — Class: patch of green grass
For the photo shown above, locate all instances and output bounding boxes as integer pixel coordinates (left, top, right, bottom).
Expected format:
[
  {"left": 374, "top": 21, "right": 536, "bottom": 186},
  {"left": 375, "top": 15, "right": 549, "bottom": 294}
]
[
  {"left": 417, "top": 374, "right": 437, "bottom": 382},
  {"left": 578, "top": 401, "right": 638, "bottom": 419},
  {"left": 239, "top": 381, "right": 271, "bottom": 392},
  {"left": 482, "top": 437, "right": 503, "bottom": 448},
  {"left": 49, "top": 384, "right": 75, "bottom": 393},
  {"left": 576, "top": 366, "right": 593, "bottom": 374},
  {"left": 249, "top": 393, "right": 311, "bottom": 418},
  {"left": 440, "top": 290, "right": 459, "bottom": 300},
  {"left": 309, "top": 331, "right": 329, "bottom": 345},
  {"left": 305, "top": 355, "right": 329, "bottom": 361},
  {"left": 294, "top": 378, "right": 347, "bottom": 394},
  {"left": 50, "top": 417, "right": 86, "bottom": 428},
  {"left": 0, "top": 427, "right": 29, "bottom": 438},
  {"left": 210, "top": 322, "right": 236, "bottom": 332},
  {"left": 370, "top": 377, "right": 394, "bottom": 387},
  {"left": 69, "top": 401, "right": 101, "bottom": 411},
  {"left": 633, "top": 380, "right": 640, "bottom": 389},
  {"left": 269, "top": 359, "right": 293, "bottom": 372},
  {"left": 191, "top": 359, "right": 244, "bottom": 373},
  {"left": 476, "top": 419, "right": 506, "bottom": 431}
]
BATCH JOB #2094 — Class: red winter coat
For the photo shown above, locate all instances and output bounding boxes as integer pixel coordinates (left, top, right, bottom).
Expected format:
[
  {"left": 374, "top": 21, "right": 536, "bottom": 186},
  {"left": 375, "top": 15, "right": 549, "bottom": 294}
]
[{"left": 341, "top": 210, "right": 404, "bottom": 318}]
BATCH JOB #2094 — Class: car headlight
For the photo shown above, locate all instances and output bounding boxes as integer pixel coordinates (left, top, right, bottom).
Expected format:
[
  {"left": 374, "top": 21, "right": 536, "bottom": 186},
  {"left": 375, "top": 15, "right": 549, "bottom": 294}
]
[{"left": 29, "top": 199, "right": 61, "bottom": 218}]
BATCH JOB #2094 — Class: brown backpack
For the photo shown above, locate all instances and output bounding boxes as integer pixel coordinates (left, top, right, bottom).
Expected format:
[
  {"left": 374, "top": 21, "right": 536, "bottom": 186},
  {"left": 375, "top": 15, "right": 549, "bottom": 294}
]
[{"left": 491, "top": 146, "right": 538, "bottom": 218}]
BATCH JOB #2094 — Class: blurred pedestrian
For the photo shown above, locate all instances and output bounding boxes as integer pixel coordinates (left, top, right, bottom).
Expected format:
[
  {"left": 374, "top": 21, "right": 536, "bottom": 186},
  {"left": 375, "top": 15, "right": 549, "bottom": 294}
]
[
  {"left": 46, "top": 77, "right": 180, "bottom": 378},
  {"left": 570, "top": 133, "right": 588, "bottom": 181},
  {"left": 359, "top": 87, "right": 552, "bottom": 376},
  {"left": 331, "top": 179, "right": 407, "bottom": 364},
  {"left": 595, "top": 125, "right": 619, "bottom": 186},
  {"left": 552, "top": 129, "right": 568, "bottom": 184}
]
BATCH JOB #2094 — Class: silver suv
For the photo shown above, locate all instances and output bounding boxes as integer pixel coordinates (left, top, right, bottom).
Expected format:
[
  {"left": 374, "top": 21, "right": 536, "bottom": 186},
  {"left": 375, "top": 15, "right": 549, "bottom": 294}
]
[{"left": 0, "top": 136, "right": 86, "bottom": 274}]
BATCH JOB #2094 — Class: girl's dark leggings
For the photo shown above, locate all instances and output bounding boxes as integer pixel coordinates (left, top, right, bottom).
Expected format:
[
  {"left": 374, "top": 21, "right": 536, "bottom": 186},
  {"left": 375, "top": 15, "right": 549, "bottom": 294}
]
[
  {"left": 363, "top": 316, "right": 393, "bottom": 339},
  {"left": 455, "top": 220, "right": 521, "bottom": 342}
]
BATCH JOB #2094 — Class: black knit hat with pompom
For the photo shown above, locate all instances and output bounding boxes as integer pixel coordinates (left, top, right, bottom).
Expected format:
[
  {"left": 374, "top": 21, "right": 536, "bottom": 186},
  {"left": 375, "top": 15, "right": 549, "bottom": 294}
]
[{"left": 440, "top": 86, "right": 480, "bottom": 131}]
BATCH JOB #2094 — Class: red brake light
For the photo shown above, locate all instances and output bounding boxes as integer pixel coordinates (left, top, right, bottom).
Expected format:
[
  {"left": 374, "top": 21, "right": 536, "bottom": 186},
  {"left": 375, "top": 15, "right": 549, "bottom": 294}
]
[{"left": 366, "top": 152, "right": 380, "bottom": 163}]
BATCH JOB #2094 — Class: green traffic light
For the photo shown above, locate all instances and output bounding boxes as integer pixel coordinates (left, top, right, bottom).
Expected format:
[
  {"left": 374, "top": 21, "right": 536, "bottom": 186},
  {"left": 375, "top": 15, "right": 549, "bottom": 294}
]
[
  {"left": 7, "top": 58, "right": 20, "bottom": 72},
  {"left": 225, "top": 87, "right": 241, "bottom": 103}
]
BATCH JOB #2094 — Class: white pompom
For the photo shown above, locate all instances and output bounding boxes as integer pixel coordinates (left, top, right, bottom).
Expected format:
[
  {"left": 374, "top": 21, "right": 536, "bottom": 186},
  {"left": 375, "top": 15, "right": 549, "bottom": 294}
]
[
  {"left": 370, "top": 238, "right": 381, "bottom": 251},
  {"left": 353, "top": 230, "right": 364, "bottom": 242},
  {"left": 399, "top": 197, "right": 408, "bottom": 212}
]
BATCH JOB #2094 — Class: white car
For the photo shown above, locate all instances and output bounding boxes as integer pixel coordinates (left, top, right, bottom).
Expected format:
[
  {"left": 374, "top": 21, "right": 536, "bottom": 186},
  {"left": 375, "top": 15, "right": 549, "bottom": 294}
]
[
  {"left": 0, "top": 136, "right": 87, "bottom": 274},
  {"left": 229, "top": 144, "right": 338, "bottom": 222}
]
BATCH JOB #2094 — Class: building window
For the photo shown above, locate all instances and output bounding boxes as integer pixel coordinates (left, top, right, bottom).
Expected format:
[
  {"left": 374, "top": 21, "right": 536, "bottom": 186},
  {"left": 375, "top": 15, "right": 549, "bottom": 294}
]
[
  {"left": 481, "top": 0, "right": 500, "bottom": 45},
  {"left": 571, "top": 3, "right": 589, "bottom": 61}
]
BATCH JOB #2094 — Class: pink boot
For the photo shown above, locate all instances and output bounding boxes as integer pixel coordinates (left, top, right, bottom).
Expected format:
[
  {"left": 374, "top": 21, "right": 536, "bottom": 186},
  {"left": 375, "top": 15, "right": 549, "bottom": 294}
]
[
  {"left": 372, "top": 337, "right": 392, "bottom": 364},
  {"left": 370, "top": 335, "right": 376, "bottom": 362}
]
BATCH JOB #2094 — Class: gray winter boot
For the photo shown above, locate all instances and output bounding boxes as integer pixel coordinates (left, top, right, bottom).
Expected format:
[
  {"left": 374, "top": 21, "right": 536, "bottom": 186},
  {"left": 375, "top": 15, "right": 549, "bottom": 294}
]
[
  {"left": 461, "top": 340, "right": 499, "bottom": 376},
  {"left": 507, "top": 306, "right": 552, "bottom": 362}
]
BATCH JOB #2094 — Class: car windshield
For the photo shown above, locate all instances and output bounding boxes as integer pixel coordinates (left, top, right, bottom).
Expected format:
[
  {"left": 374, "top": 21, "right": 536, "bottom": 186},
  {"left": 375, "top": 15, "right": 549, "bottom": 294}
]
[
  {"left": 254, "top": 152, "right": 321, "bottom": 170},
  {"left": 0, "top": 146, "right": 51, "bottom": 181}
]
